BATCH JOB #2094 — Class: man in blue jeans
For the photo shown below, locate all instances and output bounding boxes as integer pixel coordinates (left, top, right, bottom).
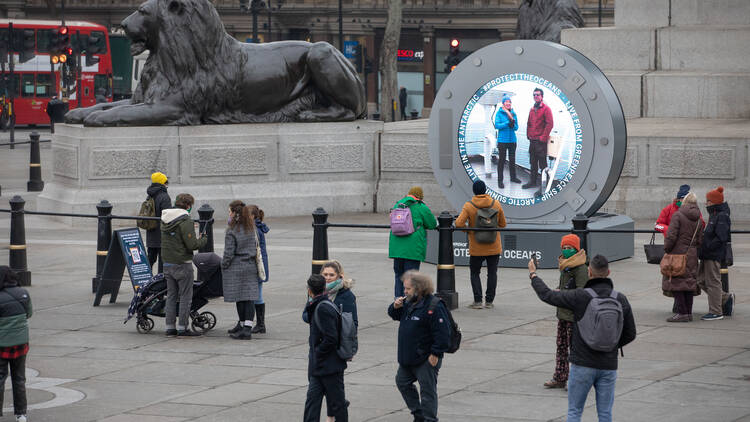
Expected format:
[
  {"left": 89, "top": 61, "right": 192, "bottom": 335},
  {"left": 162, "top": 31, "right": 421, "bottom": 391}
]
[{"left": 528, "top": 254, "right": 636, "bottom": 421}]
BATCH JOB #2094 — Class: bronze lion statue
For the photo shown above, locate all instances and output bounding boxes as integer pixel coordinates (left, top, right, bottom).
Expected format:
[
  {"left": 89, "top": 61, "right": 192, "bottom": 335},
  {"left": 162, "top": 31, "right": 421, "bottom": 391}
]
[
  {"left": 65, "top": 0, "right": 367, "bottom": 126},
  {"left": 516, "top": 0, "right": 584, "bottom": 43}
]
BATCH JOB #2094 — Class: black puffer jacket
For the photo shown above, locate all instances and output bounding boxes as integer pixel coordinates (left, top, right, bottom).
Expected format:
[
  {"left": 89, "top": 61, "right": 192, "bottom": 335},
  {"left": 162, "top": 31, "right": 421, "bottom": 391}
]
[
  {"left": 146, "top": 183, "right": 172, "bottom": 248},
  {"left": 531, "top": 277, "right": 637, "bottom": 370},
  {"left": 699, "top": 202, "right": 731, "bottom": 262}
]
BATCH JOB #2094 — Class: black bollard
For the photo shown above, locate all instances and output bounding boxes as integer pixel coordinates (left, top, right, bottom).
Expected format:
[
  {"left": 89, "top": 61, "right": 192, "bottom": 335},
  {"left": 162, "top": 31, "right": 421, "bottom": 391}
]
[
  {"left": 198, "top": 204, "right": 215, "bottom": 253},
  {"left": 572, "top": 213, "right": 589, "bottom": 257},
  {"left": 92, "top": 200, "right": 113, "bottom": 293},
  {"left": 436, "top": 211, "right": 458, "bottom": 310},
  {"left": 27, "top": 132, "right": 44, "bottom": 192},
  {"left": 9, "top": 196, "right": 31, "bottom": 286},
  {"left": 311, "top": 207, "right": 330, "bottom": 275}
]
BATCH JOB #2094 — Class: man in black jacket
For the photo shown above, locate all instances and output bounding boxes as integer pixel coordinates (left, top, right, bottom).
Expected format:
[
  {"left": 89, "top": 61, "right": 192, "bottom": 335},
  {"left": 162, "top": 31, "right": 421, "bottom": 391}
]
[
  {"left": 146, "top": 172, "right": 172, "bottom": 273},
  {"left": 303, "top": 274, "right": 348, "bottom": 422},
  {"left": 698, "top": 186, "right": 734, "bottom": 320},
  {"left": 388, "top": 271, "right": 451, "bottom": 422},
  {"left": 528, "top": 254, "right": 636, "bottom": 422}
]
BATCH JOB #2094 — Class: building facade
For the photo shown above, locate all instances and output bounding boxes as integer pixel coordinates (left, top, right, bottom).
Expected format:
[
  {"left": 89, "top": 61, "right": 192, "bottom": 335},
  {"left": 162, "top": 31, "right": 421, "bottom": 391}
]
[{"left": 5, "top": 0, "right": 613, "bottom": 117}]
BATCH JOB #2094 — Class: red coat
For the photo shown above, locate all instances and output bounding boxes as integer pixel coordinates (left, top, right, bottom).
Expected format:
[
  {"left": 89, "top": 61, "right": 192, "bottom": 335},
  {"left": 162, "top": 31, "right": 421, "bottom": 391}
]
[
  {"left": 526, "top": 102, "right": 554, "bottom": 142},
  {"left": 655, "top": 201, "right": 679, "bottom": 236}
]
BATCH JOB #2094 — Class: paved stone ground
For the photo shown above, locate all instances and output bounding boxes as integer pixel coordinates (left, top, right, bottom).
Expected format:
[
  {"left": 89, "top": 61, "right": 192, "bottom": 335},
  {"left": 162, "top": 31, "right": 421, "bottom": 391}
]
[{"left": 1, "top": 132, "right": 750, "bottom": 421}]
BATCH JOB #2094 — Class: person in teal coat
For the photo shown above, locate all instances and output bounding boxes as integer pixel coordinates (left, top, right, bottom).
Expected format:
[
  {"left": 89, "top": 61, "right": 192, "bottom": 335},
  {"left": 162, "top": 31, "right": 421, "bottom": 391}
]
[
  {"left": 493, "top": 94, "right": 521, "bottom": 189},
  {"left": 388, "top": 186, "right": 438, "bottom": 298}
]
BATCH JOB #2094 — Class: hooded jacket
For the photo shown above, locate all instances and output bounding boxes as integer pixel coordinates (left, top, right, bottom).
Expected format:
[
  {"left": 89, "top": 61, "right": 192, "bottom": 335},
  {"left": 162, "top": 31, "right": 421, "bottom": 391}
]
[
  {"left": 532, "top": 276, "right": 637, "bottom": 370},
  {"left": 662, "top": 202, "right": 704, "bottom": 292},
  {"left": 699, "top": 202, "right": 731, "bottom": 262},
  {"left": 306, "top": 294, "right": 347, "bottom": 376},
  {"left": 388, "top": 196, "right": 438, "bottom": 262},
  {"left": 145, "top": 183, "right": 172, "bottom": 248},
  {"left": 160, "top": 208, "right": 207, "bottom": 264},
  {"left": 455, "top": 194, "right": 507, "bottom": 256},
  {"left": 0, "top": 267, "right": 33, "bottom": 347},
  {"left": 494, "top": 107, "right": 518, "bottom": 144},
  {"left": 556, "top": 249, "right": 588, "bottom": 322}
]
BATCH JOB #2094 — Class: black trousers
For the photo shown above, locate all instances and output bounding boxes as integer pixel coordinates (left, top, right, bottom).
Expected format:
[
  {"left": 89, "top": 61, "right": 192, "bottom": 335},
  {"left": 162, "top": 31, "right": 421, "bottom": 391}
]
[
  {"left": 304, "top": 372, "right": 348, "bottom": 422},
  {"left": 236, "top": 300, "right": 256, "bottom": 321},
  {"left": 0, "top": 354, "right": 27, "bottom": 416},
  {"left": 147, "top": 247, "right": 164, "bottom": 274},
  {"left": 528, "top": 139, "right": 548, "bottom": 183},
  {"left": 497, "top": 143, "right": 517, "bottom": 181},
  {"left": 469, "top": 254, "right": 499, "bottom": 303},
  {"left": 396, "top": 359, "right": 441, "bottom": 422}
]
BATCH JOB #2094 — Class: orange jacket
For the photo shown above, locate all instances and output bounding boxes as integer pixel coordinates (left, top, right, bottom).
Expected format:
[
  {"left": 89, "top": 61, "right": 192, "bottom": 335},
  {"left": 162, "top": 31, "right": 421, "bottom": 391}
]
[{"left": 455, "top": 194, "right": 507, "bottom": 256}]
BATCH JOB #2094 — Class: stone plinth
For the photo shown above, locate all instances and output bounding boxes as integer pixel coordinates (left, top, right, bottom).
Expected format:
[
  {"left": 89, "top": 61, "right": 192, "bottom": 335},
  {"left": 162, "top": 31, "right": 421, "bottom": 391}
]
[{"left": 39, "top": 121, "right": 383, "bottom": 225}]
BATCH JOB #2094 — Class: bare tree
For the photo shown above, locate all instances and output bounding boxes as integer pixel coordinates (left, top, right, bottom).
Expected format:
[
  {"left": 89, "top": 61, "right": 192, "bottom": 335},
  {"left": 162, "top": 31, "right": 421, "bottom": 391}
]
[{"left": 379, "top": 0, "right": 402, "bottom": 122}]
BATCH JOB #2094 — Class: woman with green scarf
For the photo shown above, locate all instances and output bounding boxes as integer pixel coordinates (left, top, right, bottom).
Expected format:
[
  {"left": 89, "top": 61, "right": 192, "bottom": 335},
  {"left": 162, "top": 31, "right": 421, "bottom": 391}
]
[
  {"left": 544, "top": 234, "right": 588, "bottom": 390},
  {"left": 302, "top": 260, "right": 357, "bottom": 422}
]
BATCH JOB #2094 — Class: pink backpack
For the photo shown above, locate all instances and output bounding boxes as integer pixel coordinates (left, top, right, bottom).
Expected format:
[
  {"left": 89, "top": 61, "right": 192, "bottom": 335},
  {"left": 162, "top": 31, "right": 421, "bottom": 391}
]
[{"left": 390, "top": 203, "right": 415, "bottom": 236}]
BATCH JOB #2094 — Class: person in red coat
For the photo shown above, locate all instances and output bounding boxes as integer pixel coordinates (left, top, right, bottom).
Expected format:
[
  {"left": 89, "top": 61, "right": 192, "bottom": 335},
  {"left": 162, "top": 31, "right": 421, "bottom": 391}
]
[
  {"left": 522, "top": 88, "right": 554, "bottom": 189},
  {"left": 655, "top": 184, "right": 691, "bottom": 237}
]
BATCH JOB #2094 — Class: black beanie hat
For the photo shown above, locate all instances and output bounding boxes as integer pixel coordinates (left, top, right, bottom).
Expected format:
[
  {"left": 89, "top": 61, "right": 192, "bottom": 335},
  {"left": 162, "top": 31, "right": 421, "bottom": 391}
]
[{"left": 473, "top": 180, "right": 486, "bottom": 195}]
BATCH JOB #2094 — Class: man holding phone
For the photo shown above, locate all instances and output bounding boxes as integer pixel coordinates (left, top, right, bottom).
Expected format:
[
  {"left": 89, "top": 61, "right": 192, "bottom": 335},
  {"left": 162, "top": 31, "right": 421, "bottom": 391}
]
[{"left": 388, "top": 271, "right": 451, "bottom": 422}]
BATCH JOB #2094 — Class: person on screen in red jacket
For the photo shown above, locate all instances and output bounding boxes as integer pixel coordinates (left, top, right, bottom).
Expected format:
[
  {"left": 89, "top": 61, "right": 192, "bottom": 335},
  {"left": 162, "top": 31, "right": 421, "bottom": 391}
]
[{"left": 522, "top": 87, "right": 554, "bottom": 189}]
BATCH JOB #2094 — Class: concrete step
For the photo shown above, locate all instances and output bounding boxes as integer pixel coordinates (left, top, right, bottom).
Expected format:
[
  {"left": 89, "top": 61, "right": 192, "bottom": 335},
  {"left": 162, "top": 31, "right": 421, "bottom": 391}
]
[
  {"left": 616, "top": 0, "right": 750, "bottom": 27},
  {"left": 643, "top": 71, "right": 750, "bottom": 119},
  {"left": 658, "top": 26, "right": 750, "bottom": 72},
  {"left": 562, "top": 27, "right": 655, "bottom": 72}
]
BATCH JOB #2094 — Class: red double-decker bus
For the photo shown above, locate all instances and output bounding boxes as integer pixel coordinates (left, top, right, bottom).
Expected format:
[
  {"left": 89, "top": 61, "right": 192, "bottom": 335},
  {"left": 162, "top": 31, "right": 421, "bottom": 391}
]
[{"left": 1, "top": 19, "right": 113, "bottom": 126}]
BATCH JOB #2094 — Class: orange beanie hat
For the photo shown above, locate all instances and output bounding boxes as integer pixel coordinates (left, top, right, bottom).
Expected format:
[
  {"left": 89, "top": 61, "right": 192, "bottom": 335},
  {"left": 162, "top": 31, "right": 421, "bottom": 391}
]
[
  {"left": 706, "top": 186, "right": 724, "bottom": 204},
  {"left": 561, "top": 234, "right": 580, "bottom": 251}
]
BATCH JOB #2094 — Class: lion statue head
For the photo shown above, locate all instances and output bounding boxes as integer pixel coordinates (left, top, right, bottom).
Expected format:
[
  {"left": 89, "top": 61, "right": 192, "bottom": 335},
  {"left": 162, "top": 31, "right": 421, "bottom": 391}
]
[{"left": 122, "top": 0, "right": 244, "bottom": 124}]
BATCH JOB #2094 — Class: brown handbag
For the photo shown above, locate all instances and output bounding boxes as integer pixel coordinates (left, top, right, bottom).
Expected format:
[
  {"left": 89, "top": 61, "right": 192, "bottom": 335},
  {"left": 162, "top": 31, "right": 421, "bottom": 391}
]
[{"left": 660, "top": 221, "right": 700, "bottom": 278}]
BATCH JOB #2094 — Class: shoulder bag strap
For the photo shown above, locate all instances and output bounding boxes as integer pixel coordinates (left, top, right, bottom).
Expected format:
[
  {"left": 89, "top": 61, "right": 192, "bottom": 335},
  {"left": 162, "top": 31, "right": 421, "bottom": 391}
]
[{"left": 689, "top": 220, "right": 701, "bottom": 248}]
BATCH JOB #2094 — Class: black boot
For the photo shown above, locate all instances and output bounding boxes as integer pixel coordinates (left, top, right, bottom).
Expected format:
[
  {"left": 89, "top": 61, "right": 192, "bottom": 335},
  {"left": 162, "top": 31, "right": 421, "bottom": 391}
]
[
  {"left": 227, "top": 321, "right": 242, "bottom": 334},
  {"left": 522, "top": 178, "right": 538, "bottom": 189},
  {"left": 251, "top": 303, "right": 266, "bottom": 334},
  {"left": 231, "top": 325, "right": 253, "bottom": 340}
]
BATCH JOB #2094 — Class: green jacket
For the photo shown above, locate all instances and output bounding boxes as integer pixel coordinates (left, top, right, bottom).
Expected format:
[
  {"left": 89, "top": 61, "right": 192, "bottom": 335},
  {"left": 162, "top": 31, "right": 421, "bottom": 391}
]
[
  {"left": 0, "top": 287, "right": 33, "bottom": 347},
  {"left": 160, "top": 208, "right": 207, "bottom": 264},
  {"left": 388, "top": 196, "right": 438, "bottom": 262},
  {"left": 556, "top": 260, "right": 588, "bottom": 322}
]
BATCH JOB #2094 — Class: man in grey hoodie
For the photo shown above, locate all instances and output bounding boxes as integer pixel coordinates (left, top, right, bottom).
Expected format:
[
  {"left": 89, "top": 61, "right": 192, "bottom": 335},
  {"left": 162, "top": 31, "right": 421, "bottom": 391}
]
[{"left": 161, "top": 193, "right": 207, "bottom": 337}]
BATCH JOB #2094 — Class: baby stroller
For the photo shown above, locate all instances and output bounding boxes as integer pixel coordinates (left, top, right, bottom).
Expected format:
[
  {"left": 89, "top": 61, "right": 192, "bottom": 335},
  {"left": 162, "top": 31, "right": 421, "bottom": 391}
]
[{"left": 125, "top": 252, "right": 224, "bottom": 333}]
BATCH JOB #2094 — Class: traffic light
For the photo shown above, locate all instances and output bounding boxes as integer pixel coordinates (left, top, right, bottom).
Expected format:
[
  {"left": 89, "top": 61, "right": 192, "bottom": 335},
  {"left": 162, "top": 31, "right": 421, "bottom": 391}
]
[
  {"left": 19, "top": 29, "right": 35, "bottom": 63},
  {"left": 50, "top": 26, "right": 69, "bottom": 65},
  {"left": 444, "top": 38, "right": 461, "bottom": 73},
  {"left": 352, "top": 44, "right": 363, "bottom": 73},
  {"left": 80, "top": 34, "right": 101, "bottom": 66}
]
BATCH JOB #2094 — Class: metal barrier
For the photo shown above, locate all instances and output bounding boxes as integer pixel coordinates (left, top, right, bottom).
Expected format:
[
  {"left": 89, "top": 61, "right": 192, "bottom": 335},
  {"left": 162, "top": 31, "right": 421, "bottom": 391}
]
[
  {"left": 1, "top": 195, "right": 215, "bottom": 288},
  {"left": 311, "top": 207, "right": 746, "bottom": 310}
]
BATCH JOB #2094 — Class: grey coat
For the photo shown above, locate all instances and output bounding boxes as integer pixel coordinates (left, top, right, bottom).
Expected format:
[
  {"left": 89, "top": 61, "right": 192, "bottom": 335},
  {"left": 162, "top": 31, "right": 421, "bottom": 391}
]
[{"left": 221, "top": 226, "right": 259, "bottom": 302}]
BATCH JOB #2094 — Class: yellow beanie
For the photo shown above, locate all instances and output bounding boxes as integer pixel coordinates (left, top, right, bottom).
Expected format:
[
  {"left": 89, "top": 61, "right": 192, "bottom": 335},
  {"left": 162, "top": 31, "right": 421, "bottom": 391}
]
[{"left": 151, "top": 172, "right": 168, "bottom": 185}]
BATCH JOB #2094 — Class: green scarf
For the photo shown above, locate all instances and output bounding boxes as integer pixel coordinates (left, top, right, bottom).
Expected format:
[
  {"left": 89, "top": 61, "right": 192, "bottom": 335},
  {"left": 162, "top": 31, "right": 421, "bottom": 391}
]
[{"left": 326, "top": 278, "right": 344, "bottom": 302}]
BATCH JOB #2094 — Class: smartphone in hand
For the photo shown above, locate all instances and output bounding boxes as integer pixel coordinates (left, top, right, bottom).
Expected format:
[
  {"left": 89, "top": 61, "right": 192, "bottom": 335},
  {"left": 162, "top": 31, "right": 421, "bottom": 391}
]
[{"left": 532, "top": 255, "right": 539, "bottom": 268}]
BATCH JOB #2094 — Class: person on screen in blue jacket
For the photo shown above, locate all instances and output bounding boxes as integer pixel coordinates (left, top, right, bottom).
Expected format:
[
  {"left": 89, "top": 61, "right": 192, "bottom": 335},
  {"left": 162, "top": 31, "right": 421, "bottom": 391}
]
[{"left": 493, "top": 95, "right": 521, "bottom": 189}]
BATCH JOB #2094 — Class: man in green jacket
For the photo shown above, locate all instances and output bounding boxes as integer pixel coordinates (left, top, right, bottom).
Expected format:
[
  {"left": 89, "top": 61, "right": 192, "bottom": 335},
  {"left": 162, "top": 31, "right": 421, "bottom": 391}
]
[
  {"left": 388, "top": 186, "right": 438, "bottom": 299},
  {"left": 161, "top": 193, "right": 207, "bottom": 337}
]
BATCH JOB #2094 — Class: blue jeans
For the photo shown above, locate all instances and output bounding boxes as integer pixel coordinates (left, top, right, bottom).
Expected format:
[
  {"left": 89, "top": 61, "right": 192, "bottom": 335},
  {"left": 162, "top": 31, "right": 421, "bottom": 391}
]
[
  {"left": 393, "top": 258, "right": 421, "bottom": 298},
  {"left": 567, "top": 364, "right": 617, "bottom": 422}
]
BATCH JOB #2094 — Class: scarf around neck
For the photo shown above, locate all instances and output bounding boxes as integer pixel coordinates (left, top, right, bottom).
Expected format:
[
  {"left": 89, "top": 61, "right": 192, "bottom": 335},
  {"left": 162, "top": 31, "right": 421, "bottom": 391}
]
[
  {"left": 558, "top": 249, "right": 587, "bottom": 271},
  {"left": 326, "top": 278, "right": 345, "bottom": 302}
]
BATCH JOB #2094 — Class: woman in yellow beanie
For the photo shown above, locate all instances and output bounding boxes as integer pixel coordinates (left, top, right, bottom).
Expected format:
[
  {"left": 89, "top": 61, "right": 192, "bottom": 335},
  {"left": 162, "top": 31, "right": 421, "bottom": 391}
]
[{"left": 145, "top": 172, "right": 171, "bottom": 273}]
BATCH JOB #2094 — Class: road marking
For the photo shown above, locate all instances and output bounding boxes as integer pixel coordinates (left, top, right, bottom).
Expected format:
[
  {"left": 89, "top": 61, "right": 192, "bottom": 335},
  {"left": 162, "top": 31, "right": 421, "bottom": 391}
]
[{"left": 3, "top": 367, "right": 85, "bottom": 412}]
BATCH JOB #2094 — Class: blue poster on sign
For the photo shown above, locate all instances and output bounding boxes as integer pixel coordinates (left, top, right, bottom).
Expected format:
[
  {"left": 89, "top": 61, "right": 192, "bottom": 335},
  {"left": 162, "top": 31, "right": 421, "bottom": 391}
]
[
  {"left": 344, "top": 40, "right": 358, "bottom": 59},
  {"left": 117, "top": 228, "right": 153, "bottom": 291}
]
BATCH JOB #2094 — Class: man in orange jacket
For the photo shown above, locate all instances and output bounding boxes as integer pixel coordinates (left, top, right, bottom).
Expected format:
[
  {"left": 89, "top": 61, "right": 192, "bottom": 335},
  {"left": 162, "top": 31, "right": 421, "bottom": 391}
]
[{"left": 455, "top": 180, "right": 507, "bottom": 309}]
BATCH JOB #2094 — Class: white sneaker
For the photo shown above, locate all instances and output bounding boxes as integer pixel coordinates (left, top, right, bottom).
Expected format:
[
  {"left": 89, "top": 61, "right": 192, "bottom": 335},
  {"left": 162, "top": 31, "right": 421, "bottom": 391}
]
[{"left": 16, "top": 415, "right": 27, "bottom": 422}]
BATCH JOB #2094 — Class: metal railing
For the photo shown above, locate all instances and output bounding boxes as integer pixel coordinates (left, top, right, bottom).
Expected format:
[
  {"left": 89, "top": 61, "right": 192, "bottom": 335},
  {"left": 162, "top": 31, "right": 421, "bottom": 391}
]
[
  {"left": 310, "top": 207, "right": 743, "bottom": 310},
  {"left": 0, "top": 196, "right": 215, "bottom": 290}
]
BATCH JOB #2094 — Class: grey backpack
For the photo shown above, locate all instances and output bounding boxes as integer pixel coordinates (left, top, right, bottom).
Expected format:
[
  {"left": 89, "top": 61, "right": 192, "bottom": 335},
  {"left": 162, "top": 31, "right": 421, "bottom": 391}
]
[
  {"left": 470, "top": 199, "right": 498, "bottom": 244},
  {"left": 314, "top": 300, "right": 359, "bottom": 361},
  {"left": 577, "top": 288, "right": 624, "bottom": 352}
]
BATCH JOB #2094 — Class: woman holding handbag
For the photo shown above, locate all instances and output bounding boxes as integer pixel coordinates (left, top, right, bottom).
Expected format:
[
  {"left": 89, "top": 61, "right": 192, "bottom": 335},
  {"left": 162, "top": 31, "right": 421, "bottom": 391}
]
[
  {"left": 223, "top": 201, "right": 260, "bottom": 339},
  {"left": 662, "top": 192, "right": 704, "bottom": 322}
]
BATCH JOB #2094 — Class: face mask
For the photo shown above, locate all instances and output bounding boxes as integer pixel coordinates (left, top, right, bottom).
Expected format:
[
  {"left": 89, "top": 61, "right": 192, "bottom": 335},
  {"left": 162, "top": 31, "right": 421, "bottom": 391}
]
[
  {"left": 676, "top": 201, "right": 682, "bottom": 207},
  {"left": 562, "top": 249, "right": 576, "bottom": 259}
]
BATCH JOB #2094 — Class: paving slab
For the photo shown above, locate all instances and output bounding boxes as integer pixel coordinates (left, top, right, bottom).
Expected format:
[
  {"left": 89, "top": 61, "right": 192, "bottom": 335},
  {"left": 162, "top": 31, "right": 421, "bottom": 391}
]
[
  {"left": 130, "top": 402, "right": 229, "bottom": 418},
  {"left": 169, "top": 382, "right": 296, "bottom": 406}
]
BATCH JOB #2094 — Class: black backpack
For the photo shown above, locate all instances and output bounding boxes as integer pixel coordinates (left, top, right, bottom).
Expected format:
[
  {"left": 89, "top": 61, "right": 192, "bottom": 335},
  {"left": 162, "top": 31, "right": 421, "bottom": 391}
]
[{"left": 428, "top": 296, "right": 461, "bottom": 353}]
